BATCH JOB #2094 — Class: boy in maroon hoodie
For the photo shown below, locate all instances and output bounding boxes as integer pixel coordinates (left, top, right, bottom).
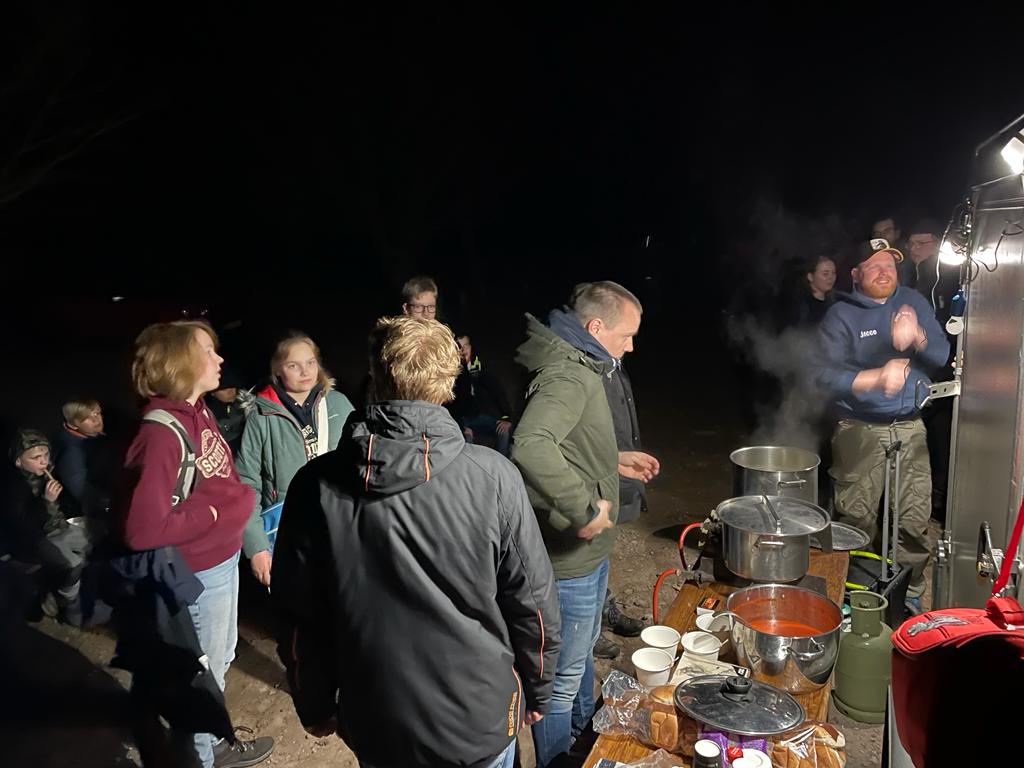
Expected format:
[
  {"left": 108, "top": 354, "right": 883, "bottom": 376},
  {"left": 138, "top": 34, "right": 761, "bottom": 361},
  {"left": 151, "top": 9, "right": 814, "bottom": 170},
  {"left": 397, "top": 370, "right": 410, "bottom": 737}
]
[{"left": 123, "top": 320, "right": 273, "bottom": 768}]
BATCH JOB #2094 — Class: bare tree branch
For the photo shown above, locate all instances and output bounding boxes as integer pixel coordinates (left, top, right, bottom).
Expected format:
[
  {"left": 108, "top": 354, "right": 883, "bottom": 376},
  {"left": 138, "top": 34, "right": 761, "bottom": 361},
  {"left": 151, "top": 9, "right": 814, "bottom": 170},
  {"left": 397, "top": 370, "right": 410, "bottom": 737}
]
[{"left": 0, "top": 111, "right": 140, "bottom": 207}]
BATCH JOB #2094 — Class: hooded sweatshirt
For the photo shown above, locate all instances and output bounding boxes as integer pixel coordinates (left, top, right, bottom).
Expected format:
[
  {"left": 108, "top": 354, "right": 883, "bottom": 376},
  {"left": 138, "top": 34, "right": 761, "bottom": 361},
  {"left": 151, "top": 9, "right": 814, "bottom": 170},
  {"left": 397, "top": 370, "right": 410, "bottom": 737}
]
[
  {"left": 512, "top": 311, "right": 620, "bottom": 579},
  {"left": 272, "top": 401, "right": 559, "bottom": 768},
  {"left": 122, "top": 397, "right": 255, "bottom": 573},
  {"left": 813, "top": 285, "right": 950, "bottom": 422}
]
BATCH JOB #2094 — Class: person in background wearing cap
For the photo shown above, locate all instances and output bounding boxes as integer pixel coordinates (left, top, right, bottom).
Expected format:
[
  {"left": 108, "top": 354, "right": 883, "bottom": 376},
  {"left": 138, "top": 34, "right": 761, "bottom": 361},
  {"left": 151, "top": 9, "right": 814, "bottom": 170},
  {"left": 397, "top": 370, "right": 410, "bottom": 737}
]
[
  {"left": 204, "top": 368, "right": 255, "bottom": 458},
  {"left": 1, "top": 429, "right": 90, "bottom": 625},
  {"left": 813, "top": 239, "right": 950, "bottom": 614}
]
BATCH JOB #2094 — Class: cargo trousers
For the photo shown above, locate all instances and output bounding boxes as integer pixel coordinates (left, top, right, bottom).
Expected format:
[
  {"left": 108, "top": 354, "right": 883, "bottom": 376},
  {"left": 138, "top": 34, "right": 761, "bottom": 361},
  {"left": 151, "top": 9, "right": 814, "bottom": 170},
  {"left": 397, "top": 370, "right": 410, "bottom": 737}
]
[{"left": 829, "top": 418, "right": 932, "bottom": 598}]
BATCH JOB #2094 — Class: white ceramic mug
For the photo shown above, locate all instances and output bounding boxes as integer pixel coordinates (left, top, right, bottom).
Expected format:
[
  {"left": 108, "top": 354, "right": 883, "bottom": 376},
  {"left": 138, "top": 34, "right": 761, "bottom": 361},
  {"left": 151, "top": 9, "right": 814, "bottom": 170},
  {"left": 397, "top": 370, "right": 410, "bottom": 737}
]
[{"left": 631, "top": 647, "right": 674, "bottom": 687}]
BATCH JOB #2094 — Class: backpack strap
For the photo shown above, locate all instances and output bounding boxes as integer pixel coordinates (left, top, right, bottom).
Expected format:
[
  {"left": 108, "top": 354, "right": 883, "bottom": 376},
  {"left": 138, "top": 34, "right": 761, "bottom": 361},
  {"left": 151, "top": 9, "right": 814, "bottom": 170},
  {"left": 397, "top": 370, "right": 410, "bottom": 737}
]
[{"left": 143, "top": 409, "right": 197, "bottom": 506}]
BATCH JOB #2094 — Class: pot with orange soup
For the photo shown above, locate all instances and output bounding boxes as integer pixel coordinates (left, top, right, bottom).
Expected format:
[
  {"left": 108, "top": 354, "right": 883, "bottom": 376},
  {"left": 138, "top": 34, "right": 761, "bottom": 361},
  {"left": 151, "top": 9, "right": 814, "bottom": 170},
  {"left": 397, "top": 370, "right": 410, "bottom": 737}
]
[{"left": 723, "top": 583, "right": 843, "bottom": 693}]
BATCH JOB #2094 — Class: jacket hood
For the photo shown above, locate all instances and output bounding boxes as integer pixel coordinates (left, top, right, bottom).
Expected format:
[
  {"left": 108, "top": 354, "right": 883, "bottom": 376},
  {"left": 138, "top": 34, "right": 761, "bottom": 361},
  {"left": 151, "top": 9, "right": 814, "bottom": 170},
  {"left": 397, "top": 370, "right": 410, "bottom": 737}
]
[
  {"left": 514, "top": 313, "right": 613, "bottom": 376},
  {"left": 347, "top": 401, "right": 465, "bottom": 496}
]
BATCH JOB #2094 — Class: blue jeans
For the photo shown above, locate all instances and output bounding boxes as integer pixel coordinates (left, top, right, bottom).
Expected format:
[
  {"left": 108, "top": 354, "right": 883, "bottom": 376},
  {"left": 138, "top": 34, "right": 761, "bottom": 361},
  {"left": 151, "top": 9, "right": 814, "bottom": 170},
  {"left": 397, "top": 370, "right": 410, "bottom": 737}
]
[
  {"left": 462, "top": 414, "right": 511, "bottom": 457},
  {"left": 358, "top": 737, "right": 515, "bottom": 768},
  {"left": 532, "top": 558, "right": 608, "bottom": 767},
  {"left": 187, "top": 551, "right": 240, "bottom": 768}
]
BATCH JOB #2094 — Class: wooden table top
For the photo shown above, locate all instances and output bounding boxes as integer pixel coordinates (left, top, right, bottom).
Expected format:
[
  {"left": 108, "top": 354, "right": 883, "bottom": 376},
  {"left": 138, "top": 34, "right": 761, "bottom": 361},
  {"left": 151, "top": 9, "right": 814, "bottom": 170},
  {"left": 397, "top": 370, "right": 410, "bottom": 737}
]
[{"left": 582, "top": 550, "right": 850, "bottom": 768}]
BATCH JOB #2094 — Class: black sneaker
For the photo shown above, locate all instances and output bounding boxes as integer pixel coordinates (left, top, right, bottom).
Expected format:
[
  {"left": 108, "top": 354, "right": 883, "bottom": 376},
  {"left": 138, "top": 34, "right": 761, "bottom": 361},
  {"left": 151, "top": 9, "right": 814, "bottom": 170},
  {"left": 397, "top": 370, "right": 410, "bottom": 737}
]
[
  {"left": 593, "top": 636, "right": 621, "bottom": 660},
  {"left": 213, "top": 729, "right": 274, "bottom": 768},
  {"left": 603, "top": 600, "right": 645, "bottom": 638}
]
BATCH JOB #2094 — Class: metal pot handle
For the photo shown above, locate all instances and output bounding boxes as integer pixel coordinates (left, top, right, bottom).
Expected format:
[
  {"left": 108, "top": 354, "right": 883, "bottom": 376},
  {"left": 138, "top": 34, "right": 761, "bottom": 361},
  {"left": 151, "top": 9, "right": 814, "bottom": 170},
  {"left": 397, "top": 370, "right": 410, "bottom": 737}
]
[
  {"left": 708, "top": 610, "right": 738, "bottom": 628},
  {"left": 777, "top": 479, "right": 807, "bottom": 489},
  {"left": 787, "top": 637, "right": 826, "bottom": 662},
  {"left": 754, "top": 538, "right": 786, "bottom": 548}
]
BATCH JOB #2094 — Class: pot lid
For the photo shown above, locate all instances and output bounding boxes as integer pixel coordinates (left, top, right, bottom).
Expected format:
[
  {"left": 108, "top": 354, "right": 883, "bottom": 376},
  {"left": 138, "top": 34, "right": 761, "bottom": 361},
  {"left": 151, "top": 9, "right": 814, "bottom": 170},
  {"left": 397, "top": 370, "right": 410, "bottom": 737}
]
[
  {"left": 811, "top": 522, "right": 870, "bottom": 551},
  {"left": 716, "top": 495, "right": 829, "bottom": 536},
  {"left": 673, "top": 674, "right": 806, "bottom": 736}
]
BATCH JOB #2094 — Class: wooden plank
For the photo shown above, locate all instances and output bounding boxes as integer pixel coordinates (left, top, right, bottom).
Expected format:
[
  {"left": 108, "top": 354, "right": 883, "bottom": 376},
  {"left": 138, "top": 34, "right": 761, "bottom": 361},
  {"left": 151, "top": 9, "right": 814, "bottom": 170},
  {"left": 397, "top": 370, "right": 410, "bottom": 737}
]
[{"left": 583, "top": 551, "right": 850, "bottom": 767}]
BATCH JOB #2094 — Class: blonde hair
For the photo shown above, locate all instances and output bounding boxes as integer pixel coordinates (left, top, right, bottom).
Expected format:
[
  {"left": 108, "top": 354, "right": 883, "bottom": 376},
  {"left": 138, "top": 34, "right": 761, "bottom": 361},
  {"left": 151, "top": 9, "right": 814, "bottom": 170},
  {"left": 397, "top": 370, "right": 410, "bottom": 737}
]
[
  {"left": 132, "top": 321, "right": 218, "bottom": 400},
  {"left": 368, "top": 316, "right": 461, "bottom": 404},
  {"left": 270, "top": 332, "right": 334, "bottom": 391},
  {"left": 62, "top": 397, "right": 101, "bottom": 425}
]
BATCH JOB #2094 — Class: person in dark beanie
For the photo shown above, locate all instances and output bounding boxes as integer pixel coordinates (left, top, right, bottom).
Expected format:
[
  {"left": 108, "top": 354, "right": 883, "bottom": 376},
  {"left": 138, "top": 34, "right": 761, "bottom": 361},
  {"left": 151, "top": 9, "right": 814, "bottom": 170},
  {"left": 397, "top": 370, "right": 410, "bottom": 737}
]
[
  {"left": 2, "top": 429, "right": 90, "bottom": 624},
  {"left": 204, "top": 368, "right": 255, "bottom": 457}
]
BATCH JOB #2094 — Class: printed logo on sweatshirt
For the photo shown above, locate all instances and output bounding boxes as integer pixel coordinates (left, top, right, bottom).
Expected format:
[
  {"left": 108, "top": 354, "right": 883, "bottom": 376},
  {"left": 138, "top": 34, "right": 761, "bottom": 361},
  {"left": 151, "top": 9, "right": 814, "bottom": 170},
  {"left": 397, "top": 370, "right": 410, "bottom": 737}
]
[
  {"left": 301, "top": 424, "right": 319, "bottom": 460},
  {"left": 860, "top": 329, "right": 878, "bottom": 338},
  {"left": 197, "top": 428, "right": 232, "bottom": 480}
]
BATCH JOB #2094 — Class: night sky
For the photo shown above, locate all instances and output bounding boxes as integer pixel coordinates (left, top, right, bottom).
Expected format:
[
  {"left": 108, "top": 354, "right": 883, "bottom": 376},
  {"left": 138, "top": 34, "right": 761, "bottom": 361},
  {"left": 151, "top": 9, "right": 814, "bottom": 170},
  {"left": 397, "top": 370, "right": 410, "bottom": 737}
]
[{"left": 1, "top": 4, "right": 1022, "bottom": 430}]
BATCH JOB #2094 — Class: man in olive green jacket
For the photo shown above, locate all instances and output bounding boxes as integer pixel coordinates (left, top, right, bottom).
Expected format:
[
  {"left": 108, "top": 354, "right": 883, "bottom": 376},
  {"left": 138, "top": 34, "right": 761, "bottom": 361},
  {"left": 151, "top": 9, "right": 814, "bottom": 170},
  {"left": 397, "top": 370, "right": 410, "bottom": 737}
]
[{"left": 513, "top": 280, "right": 655, "bottom": 767}]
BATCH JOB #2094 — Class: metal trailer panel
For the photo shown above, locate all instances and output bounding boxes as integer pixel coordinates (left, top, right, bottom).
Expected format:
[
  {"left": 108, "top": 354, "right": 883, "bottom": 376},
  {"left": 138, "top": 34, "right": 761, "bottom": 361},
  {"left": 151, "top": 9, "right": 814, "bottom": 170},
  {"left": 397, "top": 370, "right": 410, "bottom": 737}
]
[{"left": 939, "top": 175, "right": 1024, "bottom": 607}]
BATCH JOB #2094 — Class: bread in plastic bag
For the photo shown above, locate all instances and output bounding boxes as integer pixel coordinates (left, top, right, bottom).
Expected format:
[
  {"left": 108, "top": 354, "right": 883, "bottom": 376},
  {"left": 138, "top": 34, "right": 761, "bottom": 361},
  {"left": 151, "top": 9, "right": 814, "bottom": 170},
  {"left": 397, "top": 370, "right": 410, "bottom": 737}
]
[
  {"left": 592, "top": 670, "right": 698, "bottom": 755},
  {"left": 769, "top": 721, "right": 846, "bottom": 768}
]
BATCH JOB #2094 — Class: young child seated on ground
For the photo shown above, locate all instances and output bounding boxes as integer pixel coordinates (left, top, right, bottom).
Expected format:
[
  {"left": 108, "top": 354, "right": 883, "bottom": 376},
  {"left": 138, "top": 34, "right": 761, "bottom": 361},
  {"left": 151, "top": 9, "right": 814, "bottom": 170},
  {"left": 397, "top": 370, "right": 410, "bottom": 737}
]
[{"left": 2, "top": 430, "right": 91, "bottom": 625}]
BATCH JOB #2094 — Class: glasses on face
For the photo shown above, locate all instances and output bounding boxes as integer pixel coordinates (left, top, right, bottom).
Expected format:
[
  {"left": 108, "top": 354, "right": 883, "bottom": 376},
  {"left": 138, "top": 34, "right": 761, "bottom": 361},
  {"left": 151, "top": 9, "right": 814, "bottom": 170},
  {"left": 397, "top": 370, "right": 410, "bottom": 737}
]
[{"left": 408, "top": 303, "right": 437, "bottom": 315}]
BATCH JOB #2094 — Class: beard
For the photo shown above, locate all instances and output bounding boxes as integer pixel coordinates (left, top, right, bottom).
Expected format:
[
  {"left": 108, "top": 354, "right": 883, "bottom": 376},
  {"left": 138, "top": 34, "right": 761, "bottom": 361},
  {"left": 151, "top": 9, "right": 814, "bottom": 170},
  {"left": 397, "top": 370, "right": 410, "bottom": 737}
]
[{"left": 860, "top": 279, "right": 896, "bottom": 301}]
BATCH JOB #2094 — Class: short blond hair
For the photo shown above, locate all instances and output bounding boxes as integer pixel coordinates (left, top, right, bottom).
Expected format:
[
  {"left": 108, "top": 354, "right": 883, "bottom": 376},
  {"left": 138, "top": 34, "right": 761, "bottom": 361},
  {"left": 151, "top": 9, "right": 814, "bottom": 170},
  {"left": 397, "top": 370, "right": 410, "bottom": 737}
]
[
  {"left": 62, "top": 398, "right": 101, "bottom": 425},
  {"left": 132, "top": 321, "right": 219, "bottom": 400},
  {"left": 368, "top": 316, "right": 460, "bottom": 404},
  {"left": 270, "top": 331, "right": 334, "bottom": 391}
]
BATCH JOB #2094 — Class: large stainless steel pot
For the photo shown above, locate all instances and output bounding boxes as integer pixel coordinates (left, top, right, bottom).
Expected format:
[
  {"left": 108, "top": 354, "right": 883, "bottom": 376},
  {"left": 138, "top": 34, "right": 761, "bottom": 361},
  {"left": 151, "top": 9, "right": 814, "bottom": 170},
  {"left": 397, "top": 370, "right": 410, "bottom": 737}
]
[
  {"left": 716, "top": 495, "right": 831, "bottom": 583},
  {"left": 731, "top": 446, "right": 820, "bottom": 504},
  {"left": 724, "top": 583, "right": 843, "bottom": 693}
]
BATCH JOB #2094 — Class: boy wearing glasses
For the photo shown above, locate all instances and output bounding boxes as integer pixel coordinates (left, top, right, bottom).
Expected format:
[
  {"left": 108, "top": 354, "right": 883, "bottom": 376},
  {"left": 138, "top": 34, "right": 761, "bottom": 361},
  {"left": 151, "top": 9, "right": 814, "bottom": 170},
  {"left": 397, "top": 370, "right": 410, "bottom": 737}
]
[{"left": 401, "top": 275, "right": 439, "bottom": 317}]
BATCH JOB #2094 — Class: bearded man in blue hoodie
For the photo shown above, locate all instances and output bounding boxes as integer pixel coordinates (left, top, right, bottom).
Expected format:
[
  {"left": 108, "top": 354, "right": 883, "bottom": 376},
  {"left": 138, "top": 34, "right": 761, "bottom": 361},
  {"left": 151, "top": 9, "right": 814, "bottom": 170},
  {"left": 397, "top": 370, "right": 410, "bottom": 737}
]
[{"left": 814, "top": 239, "right": 950, "bottom": 612}]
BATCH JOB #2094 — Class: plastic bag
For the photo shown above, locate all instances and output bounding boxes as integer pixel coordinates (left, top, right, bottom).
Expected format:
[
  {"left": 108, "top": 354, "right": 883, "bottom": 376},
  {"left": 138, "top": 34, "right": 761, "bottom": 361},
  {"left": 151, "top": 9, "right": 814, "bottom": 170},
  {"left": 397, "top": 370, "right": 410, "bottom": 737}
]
[
  {"left": 698, "top": 729, "right": 768, "bottom": 759},
  {"left": 768, "top": 721, "right": 846, "bottom": 768},
  {"left": 594, "top": 748, "right": 685, "bottom": 767},
  {"left": 592, "top": 671, "right": 698, "bottom": 755}
]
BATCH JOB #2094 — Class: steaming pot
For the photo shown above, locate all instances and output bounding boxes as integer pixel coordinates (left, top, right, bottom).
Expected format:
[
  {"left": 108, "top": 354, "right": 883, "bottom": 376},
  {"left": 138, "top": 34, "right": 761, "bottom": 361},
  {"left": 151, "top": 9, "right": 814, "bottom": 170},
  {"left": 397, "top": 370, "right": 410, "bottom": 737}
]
[{"left": 730, "top": 446, "right": 819, "bottom": 504}]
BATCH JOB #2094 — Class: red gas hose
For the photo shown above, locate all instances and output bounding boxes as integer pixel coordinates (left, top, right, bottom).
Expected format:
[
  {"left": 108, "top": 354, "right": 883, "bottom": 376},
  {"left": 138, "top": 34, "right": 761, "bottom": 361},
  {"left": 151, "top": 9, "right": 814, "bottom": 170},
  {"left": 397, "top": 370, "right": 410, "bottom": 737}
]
[
  {"left": 653, "top": 521, "right": 707, "bottom": 622},
  {"left": 678, "top": 522, "right": 703, "bottom": 570},
  {"left": 652, "top": 567, "right": 677, "bottom": 624}
]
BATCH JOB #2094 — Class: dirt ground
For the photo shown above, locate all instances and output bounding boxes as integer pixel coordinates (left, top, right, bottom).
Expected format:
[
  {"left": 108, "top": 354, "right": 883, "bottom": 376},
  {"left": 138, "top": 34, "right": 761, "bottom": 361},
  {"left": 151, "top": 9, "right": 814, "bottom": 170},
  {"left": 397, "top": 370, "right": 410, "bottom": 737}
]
[{"left": 3, "top": 344, "right": 908, "bottom": 768}]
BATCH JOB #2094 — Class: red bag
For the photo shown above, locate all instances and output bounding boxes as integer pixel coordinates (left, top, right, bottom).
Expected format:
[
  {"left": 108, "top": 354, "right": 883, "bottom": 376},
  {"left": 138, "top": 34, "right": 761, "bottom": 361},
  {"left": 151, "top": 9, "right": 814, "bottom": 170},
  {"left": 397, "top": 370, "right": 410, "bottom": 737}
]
[{"left": 890, "top": 499, "right": 1024, "bottom": 767}]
